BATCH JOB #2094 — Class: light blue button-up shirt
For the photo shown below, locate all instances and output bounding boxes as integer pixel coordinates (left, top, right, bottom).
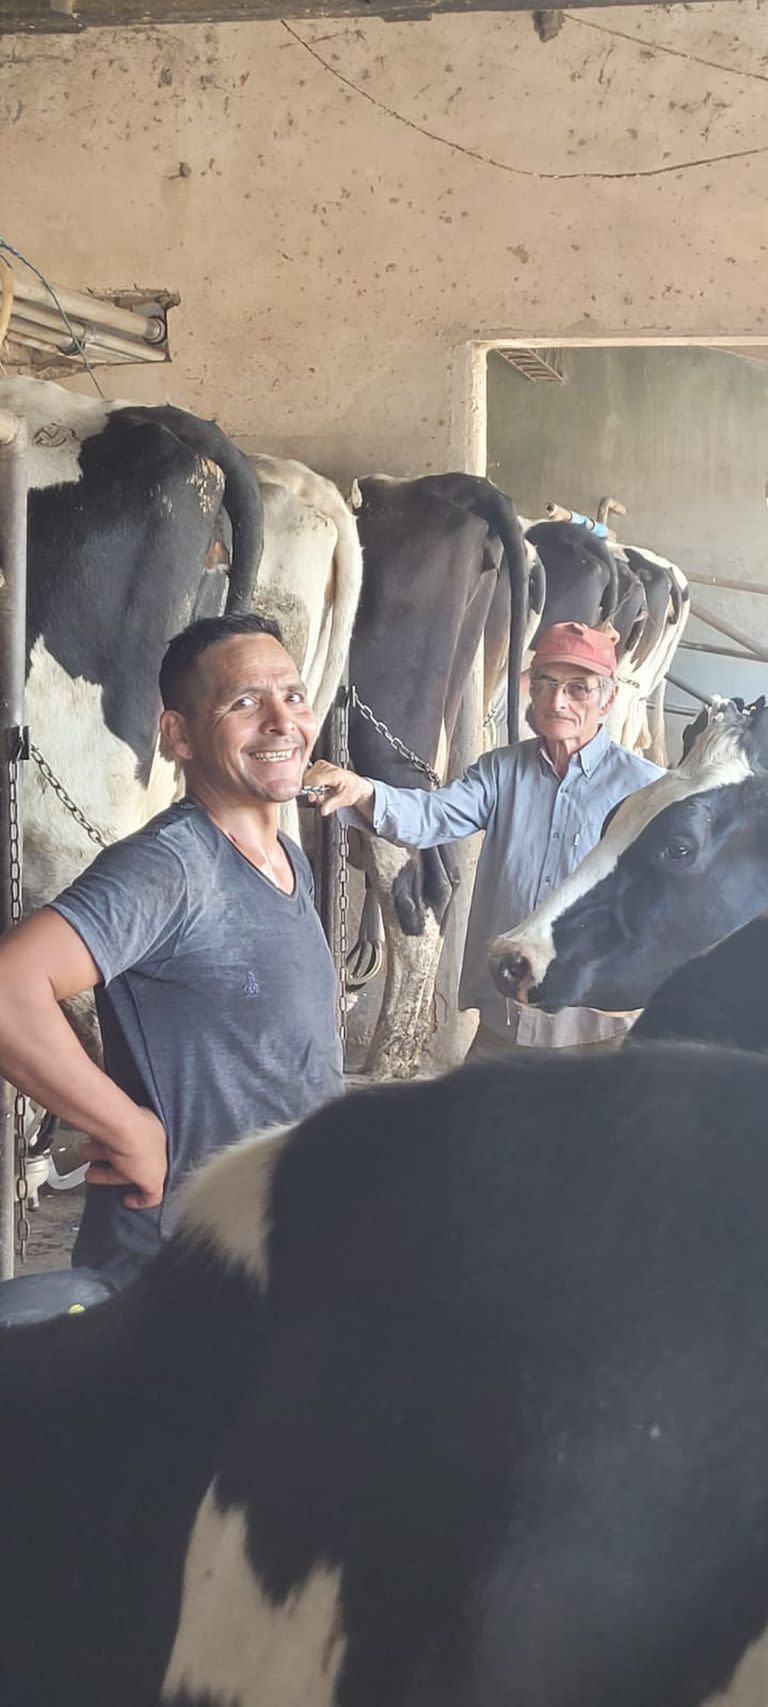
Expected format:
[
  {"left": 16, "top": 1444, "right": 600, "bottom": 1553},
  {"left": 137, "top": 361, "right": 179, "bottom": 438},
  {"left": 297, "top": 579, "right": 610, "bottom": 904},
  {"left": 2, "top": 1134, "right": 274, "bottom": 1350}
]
[{"left": 364, "top": 726, "right": 663, "bottom": 1046}]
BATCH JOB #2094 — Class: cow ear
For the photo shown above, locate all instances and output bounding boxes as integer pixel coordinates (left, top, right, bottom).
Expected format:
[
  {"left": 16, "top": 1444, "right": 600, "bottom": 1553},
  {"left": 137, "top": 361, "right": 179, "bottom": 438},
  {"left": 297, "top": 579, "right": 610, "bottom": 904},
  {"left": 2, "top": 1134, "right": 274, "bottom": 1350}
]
[{"left": 746, "top": 705, "right": 768, "bottom": 774}]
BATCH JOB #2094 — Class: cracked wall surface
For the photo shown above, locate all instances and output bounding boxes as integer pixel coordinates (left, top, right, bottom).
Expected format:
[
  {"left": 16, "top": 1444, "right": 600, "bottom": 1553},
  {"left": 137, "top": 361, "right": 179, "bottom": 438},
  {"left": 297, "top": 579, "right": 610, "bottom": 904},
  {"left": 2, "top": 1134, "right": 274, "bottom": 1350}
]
[{"left": 2, "top": 2, "right": 766, "bottom": 476}]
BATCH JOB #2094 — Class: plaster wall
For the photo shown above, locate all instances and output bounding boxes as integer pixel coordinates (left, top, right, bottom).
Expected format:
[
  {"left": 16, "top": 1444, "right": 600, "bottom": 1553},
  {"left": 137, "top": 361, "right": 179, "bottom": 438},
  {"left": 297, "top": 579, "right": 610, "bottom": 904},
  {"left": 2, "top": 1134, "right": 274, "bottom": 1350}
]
[{"left": 2, "top": 3, "right": 767, "bottom": 482}]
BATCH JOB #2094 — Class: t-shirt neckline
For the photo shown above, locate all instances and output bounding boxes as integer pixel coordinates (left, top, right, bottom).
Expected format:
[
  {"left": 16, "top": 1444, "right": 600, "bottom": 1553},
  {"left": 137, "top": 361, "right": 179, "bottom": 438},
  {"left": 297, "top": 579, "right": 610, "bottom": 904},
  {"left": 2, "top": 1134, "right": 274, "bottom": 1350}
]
[{"left": 185, "top": 798, "right": 300, "bottom": 903}]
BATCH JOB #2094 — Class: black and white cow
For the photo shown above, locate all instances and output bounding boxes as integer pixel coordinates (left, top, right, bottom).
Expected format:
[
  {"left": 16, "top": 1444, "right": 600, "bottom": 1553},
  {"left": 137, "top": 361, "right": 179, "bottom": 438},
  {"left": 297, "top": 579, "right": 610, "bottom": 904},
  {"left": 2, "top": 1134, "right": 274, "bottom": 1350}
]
[
  {"left": 524, "top": 520, "right": 646, "bottom": 653},
  {"left": 6, "top": 1046, "right": 768, "bottom": 1705},
  {"left": 490, "top": 698, "right": 768, "bottom": 1014},
  {"left": 632, "top": 913, "right": 768, "bottom": 1052},
  {"left": 522, "top": 523, "right": 689, "bottom": 765},
  {"left": 604, "top": 546, "right": 690, "bottom": 764},
  {"left": 0, "top": 377, "right": 264, "bottom": 918},
  {"left": 347, "top": 472, "right": 533, "bottom": 1076}
]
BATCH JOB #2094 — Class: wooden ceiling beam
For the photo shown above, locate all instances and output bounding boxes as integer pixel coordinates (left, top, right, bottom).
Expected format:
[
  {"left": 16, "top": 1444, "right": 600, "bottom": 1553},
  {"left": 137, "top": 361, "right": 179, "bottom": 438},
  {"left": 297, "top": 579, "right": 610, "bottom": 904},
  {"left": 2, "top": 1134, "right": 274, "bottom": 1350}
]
[{"left": 0, "top": 0, "right": 745, "bottom": 32}]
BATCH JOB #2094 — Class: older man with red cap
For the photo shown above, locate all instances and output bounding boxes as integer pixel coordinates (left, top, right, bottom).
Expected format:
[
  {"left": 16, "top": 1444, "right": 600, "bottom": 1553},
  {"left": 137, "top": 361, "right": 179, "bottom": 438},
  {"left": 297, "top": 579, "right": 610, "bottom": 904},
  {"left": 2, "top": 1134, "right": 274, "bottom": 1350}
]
[{"left": 306, "top": 621, "right": 664, "bottom": 1054}]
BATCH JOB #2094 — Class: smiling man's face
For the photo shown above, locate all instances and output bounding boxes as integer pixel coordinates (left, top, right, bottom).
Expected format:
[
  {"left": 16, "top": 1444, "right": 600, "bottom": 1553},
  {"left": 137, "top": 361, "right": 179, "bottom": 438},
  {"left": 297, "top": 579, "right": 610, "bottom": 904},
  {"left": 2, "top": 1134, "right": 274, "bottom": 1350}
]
[{"left": 162, "top": 633, "right": 317, "bottom": 804}]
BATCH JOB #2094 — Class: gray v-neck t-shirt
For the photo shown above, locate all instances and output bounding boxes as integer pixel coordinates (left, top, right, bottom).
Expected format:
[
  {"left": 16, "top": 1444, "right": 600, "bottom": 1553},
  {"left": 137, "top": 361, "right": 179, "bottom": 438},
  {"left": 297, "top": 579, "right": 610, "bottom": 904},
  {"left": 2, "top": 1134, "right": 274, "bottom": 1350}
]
[{"left": 51, "top": 799, "right": 343, "bottom": 1285}]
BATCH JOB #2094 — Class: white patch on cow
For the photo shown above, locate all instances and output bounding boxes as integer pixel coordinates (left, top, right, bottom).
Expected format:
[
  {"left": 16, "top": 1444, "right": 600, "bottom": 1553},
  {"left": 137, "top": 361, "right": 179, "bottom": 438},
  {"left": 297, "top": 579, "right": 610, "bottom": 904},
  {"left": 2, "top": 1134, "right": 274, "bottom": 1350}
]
[
  {"left": 178, "top": 1124, "right": 291, "bottom": 1287},
  {"left": 701, "top": 1620, "right": 768, "bottom": 1705},
  {"left": 144, "top": 740, "right": 183, "bottom": 821},
  {"left": 490, "top": 711, "right": 755, "bottom": 989},
  {"left": 0, "top": 377, "right": 109, "bottom": 490},
  {"left": 435, "top": 720, "right": 449, "bottom": 783},
  {"left": 162, "top": 1486, "right": 344, "bottom": 1707},
  {"left": 605, "top": 553, "right": 689, "bottom": 762},
  {"left": 250, "top": 454, "right": 363, "bottom": 735},
  {"left": 23, "top": 639, "right": 161, "bottom": 904},
  {"left": 245, "top": 462, "right": 363, "bottom": 840},
  {"left": 626, "top": 545, "right": 675, "bottom": 573},
  {"left": 523, "top": 538, "right": 545, "bottom": 653}
]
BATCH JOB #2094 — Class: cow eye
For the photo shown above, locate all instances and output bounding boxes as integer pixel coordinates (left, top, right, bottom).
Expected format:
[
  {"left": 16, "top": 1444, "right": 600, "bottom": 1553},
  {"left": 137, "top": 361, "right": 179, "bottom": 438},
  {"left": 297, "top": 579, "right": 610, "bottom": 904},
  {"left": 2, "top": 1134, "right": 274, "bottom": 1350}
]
[{"left": 660, "top": 840, "right": 694, "bottom": 862}]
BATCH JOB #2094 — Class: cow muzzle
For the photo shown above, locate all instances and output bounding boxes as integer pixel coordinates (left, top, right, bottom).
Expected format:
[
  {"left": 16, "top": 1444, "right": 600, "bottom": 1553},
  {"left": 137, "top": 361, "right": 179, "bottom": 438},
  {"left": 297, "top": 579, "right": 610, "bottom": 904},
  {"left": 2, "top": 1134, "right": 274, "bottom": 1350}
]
[
  {"left": 490, "top": 947, "right": 533, "bottom": 1002},
  {"left": 490, "top": 934, "right": 553, "bottom": 1004}
]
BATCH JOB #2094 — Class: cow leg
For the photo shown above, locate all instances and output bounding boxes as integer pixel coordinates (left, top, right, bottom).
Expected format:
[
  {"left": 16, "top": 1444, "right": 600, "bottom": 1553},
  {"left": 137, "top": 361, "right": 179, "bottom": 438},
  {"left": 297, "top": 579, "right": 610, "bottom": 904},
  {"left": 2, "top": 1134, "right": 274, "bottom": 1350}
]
[{"left": 362, "top": 842, "right": 443, "bottom": 1080}]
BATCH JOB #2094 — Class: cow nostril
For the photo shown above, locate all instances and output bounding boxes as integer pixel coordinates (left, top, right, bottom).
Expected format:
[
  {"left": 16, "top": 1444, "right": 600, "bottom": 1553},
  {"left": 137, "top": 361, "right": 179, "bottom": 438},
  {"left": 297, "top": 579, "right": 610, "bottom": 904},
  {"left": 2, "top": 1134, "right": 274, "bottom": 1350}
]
[{"left": 493, "top": 949, "right": 532, "bottom": 997}]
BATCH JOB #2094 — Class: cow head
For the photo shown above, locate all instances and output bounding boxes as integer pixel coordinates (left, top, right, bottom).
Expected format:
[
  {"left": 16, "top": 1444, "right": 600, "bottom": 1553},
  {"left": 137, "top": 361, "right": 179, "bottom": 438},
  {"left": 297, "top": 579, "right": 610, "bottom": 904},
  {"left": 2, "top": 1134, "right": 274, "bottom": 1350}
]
[
  {"left": 682, "top": 695, "right": 768, "bottom": 766},
  {"left": 490, "top": 699, "right": 768, "bottom": 1013}
]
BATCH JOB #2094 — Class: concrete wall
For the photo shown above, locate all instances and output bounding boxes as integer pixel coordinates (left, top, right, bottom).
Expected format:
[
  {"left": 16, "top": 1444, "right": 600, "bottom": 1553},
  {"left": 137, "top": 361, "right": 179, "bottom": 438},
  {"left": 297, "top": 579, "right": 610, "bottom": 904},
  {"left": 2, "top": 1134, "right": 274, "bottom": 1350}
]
[
  {"left": 3, "top": 4, "right": 767, "bottom": 484},
  {"left": 488, "top": 346, "right": 768, "bottom": 755}
]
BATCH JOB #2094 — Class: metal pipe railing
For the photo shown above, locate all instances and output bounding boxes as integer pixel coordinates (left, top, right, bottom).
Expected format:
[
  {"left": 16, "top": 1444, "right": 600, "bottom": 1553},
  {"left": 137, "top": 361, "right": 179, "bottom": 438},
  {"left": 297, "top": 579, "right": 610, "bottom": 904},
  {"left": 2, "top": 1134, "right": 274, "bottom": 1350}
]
[
  {"left": 8, "top": 312, "right": 167, "bottom": 365},
  {"left": 11, "top": 275, "right": 166, "bottom": 344},
  {"left": 690, "top": 602, "right": 768, "bottom": 665},
  {"left": 666, "top": 671, "right": 713, "bottom": 707},
  {"left": 0, "top": 412, "right": 27, "bottom": 1279},
  {"left": 686, "top": 573, "right": 768, "bottom": 597},
  {"left": 680, "top": 639, "right": 757, "bottom": 662}
]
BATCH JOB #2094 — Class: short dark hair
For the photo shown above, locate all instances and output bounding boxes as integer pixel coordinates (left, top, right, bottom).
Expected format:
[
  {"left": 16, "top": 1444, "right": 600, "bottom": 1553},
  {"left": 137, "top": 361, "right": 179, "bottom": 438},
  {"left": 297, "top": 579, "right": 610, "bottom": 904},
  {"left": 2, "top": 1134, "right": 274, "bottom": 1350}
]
[{"left": 159, "top": 613, "right": 284, "bottom": 712}]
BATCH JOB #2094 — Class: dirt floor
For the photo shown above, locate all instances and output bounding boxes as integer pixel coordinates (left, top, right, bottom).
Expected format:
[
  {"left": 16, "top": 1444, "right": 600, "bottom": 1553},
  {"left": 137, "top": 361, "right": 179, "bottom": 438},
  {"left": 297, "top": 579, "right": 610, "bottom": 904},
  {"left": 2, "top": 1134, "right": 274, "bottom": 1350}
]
[
  {"left": 18, "top": 1070, "right": 378, "bottom": 1278},
  {"left": 22, "top": 1182, "right": 84, "bottom": 1275}
]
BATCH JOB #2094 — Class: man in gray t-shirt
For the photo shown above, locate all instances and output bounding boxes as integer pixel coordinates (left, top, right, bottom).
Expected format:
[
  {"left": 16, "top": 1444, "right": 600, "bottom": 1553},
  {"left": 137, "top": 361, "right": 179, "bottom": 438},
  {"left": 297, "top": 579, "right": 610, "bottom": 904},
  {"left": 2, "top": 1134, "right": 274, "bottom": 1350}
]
[
  {"left": 53, "top": 796, "right": 341, "bottom": 1285},
  {"left": 0, "top": 613, "right": 342, "bottom": 1307}
]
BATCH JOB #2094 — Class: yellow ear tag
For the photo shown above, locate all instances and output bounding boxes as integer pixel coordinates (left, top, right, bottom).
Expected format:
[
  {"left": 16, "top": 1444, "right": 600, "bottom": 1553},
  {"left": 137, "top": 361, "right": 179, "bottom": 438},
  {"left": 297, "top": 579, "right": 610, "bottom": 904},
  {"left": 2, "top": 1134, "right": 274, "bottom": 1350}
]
[{"left": 68, "top": 1304, "right": 86, "bottom": 1315}]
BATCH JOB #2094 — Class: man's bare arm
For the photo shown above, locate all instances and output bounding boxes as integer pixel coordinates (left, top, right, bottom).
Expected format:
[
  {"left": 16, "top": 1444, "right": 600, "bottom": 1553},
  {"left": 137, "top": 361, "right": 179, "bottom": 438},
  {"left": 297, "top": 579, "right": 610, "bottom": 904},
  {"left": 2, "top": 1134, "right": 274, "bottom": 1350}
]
[{"left": 0, "top": 909, "right": 167, "bottom": 1208}]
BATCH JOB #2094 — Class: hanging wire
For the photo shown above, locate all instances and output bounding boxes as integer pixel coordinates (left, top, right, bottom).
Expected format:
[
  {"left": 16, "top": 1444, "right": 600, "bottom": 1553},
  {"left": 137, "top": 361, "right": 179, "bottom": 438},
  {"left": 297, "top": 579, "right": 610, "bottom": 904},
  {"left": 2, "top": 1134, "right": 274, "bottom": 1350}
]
[{"left": 0, "top": 236, "right": 105, "bottom": 399}]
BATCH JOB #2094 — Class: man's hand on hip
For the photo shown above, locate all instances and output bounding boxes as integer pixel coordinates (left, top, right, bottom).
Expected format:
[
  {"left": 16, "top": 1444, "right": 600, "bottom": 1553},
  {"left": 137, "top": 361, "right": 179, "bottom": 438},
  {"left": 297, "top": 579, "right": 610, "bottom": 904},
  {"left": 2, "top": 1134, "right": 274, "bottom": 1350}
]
[
  {"left": 79, "top": 1107, "right": 168, "bottom": 1210},
  {"left": 302, "top": 761, "right": 376, "bottom": 821}
]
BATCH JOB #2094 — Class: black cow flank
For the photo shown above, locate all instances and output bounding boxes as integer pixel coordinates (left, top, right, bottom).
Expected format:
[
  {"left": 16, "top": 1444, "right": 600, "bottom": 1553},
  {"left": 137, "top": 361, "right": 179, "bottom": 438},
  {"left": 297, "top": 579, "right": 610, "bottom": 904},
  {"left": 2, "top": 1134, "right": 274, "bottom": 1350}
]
[{"left": 6, "top": 1051, "right": 768, "bottom": 1704}]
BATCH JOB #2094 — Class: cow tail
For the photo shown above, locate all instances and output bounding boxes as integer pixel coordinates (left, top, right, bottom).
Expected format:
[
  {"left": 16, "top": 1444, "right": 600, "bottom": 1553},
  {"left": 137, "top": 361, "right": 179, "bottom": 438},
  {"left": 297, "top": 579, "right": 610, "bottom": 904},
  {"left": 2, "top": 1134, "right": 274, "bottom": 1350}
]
[
  {"left": 527, "top": 547, "right": 546, "bottom": 630},
  {"left": 132, "top": 406, "right": 264, "bottom": 615},
  {"left": 315, "top": 496, "right": 364, "bottom": 735},
  {"left": 203, "top": 428, "right": 265, "bottom": 617},
  {"left": 495, "top": 499, "right": 529, "bottom": 745}
]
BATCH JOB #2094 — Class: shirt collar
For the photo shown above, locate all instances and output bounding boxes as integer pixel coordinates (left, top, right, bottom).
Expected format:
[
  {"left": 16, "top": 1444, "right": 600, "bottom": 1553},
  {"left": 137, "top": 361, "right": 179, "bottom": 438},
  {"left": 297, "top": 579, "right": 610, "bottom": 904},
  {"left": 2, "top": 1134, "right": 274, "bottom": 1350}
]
[{"left": 538, "top": 723, "right": 612, "bottom": 780}]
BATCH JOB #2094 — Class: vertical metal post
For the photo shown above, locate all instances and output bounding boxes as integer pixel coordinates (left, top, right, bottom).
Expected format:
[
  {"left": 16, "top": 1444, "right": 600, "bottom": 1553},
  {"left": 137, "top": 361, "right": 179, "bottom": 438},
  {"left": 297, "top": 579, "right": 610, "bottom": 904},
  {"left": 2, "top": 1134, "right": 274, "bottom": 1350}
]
[
  {"left": 422, "top": 643, "right": 484, "bottom": 1071},
  {"left": 0, "top": 412, "right": 28, "bottom": 1279},
  {"left": 318, "top": 678, "right": 349, "bottom": 1060}
]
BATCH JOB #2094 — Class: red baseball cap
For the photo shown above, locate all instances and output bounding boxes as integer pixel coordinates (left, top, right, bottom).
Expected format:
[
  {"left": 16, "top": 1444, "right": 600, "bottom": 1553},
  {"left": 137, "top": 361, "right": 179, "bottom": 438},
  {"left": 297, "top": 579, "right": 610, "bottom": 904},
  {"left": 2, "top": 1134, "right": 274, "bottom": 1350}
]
[{"left": 532, "top": 621, "right": 618, "bottom": 679}]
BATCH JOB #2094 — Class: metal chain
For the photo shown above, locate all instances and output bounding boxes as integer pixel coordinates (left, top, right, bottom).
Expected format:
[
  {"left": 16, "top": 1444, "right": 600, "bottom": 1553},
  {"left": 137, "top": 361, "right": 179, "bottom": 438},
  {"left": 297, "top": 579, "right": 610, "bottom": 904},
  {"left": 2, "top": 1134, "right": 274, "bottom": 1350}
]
[
  {"left": 337, "top": 687, "right": 350, "bottom": 1054},
  {"left": 7, "top": 744, "right": 30, "bottom": 1262},
  {"left": 7, "top": 740, "right": 105, "bottom": 1262},
  {"left": 29, "top": 743, "right": 109, "bottom": 849},
  {"left": 349, "top": 685, "right": 441, "bottom": 789}
]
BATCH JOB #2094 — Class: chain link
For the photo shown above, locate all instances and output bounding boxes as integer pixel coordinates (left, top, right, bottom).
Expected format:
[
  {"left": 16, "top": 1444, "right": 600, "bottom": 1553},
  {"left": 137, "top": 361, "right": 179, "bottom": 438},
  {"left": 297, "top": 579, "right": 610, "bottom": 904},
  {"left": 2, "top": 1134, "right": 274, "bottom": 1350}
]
[
  {"left": 6, "top": 740, "right": 105, "bottom": 1263},
  {"left": 349, "top": 685, "right": 441, "bottom": 789},
  {"left": 7, "top": 748, "right": 30, "bottom": 1262},
  {"left": 30, "top": 743, "right": 109, "bottom": 849},
  {"left": 337, "top": 688, "right": 350, "bottom": 1054}
]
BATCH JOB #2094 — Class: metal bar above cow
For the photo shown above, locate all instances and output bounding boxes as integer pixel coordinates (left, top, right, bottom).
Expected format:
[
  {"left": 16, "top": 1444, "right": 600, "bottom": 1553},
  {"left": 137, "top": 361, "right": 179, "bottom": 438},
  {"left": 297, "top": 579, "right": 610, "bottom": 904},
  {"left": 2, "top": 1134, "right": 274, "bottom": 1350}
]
[
  {"left": 690, "top": 601, "right": 768, "bottom": 665},
  {"left": 686, "top": 574, "right": 768, "bottom": 597}
]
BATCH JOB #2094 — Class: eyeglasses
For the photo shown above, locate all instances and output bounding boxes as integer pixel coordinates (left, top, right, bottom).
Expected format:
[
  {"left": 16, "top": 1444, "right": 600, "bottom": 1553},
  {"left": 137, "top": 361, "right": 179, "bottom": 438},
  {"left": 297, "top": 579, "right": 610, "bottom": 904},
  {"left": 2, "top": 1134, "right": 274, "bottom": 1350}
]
[{"left": 530, "top": 673, "right": 601, "bottom": 704}]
